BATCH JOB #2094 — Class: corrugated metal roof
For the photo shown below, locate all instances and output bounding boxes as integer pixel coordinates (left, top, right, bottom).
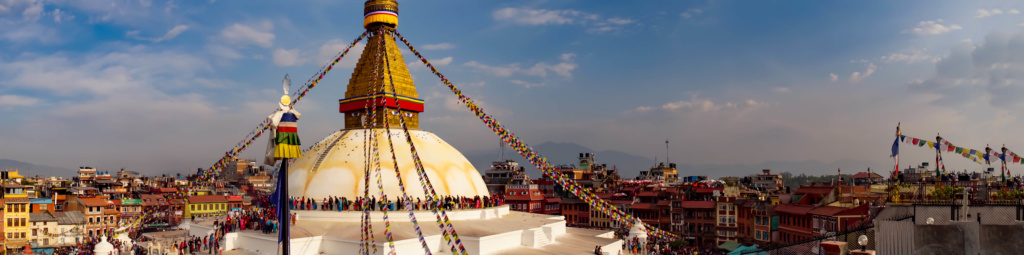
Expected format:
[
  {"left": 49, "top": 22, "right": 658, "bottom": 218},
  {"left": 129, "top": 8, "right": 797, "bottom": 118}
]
[
  {"left": 53, "top": 211, "right": 85, "bottom": 225},
  {"left": 29, "top": 212, "right": 56, "bottom": 222}
]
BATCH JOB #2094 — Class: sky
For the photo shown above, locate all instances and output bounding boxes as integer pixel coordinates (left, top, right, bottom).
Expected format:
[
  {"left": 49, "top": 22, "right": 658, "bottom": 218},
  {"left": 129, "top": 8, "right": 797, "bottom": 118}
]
[{"left": 2, "top": 0, "right": 1024, "bottom": 177}]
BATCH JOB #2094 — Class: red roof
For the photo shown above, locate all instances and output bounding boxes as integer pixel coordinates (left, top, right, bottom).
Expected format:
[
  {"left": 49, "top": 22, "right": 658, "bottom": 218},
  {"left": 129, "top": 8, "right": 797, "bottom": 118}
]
[
  {"left": 187, "top": 195, "right": 227, "bottom": 204},
  {"left": 631, "top": 203, "right": 656, "bottom": 210},
  {"left": 103, "top": 209, "right": 120, "bottom": 215},
  {"left": 656, "top": 200, "right": 670, "bottom": 206},
  {"left": 693, "top": 187, "right": 723, "bottom": 194},
  {"left": 851, "top": 172, "right": 882, "bottom": 179},
  {"left": 808, "top": 206, "right": 848, "bottom": 216},
  {"left": 796, "top": 186, "right": 835, "bottom": 195},
  {"left": 78, "top": 198, "right": 110, "bottom": 207},
  {"left": 835, "top": 203, "right": 870, "bottom": 216},
  {"left": 638, "top": 191, "right": 659, "bottom": 197},
  {"left": 774, "top": 204, "right": 814, "bottom": 215},
  {"left": 679, "top": 201, "right": 716, "bottom": 209}
]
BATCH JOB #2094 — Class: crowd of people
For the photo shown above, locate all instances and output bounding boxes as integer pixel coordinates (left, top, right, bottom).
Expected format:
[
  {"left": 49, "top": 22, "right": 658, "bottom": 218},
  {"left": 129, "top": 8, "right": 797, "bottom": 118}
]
[{"left": 288, "top": 194, "right": 506, "bottom": 212}]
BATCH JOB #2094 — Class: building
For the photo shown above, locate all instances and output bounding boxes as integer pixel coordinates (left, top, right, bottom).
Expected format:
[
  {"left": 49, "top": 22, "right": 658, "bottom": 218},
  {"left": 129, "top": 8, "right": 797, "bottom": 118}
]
[
  {"left": 28, "top": 212, "right": 58, "bottom": 249},
  {"left": 753, "top": 169, "right": 784, "bottom": 192},
  {"left": 850, "top": 171, "right": 883, "bottom": 186},
  {"left": 52, "top": 211, "right": 85, "bottom": 246},
  {"left": 639, "top": 163, "right": 679, "bottom": 183},
  {"left": 482, "top": 160, "right": 525, "bottom": 195},
  {"left": 680, "top": 200, "right": 717, "bottom": 247},
  {"left": 4, "top": 197, "right": 30, "bottom": 247},
  {"left": 749, "top": 200, "right": 776, "bottom": 246},
  {"left": 184, "top": 195, "right": 228, "bottom": 219},
  {"left": 115, "top": 198, "right": 142, "bottom": 218},
  {"left": 715, "top": 187, "right": 740, "bottom": 245},
  {"left": 66, "top": 197, "right": 115, "bottom": 237},
  {"left": 774, "top": 203, "right": 813, "bottom": 243},
  {"left": 75, "top": 167, "right": 98, "bottom": 186},
  {"left": 29, "top": 198, "right": 54, "bottom": 213}
]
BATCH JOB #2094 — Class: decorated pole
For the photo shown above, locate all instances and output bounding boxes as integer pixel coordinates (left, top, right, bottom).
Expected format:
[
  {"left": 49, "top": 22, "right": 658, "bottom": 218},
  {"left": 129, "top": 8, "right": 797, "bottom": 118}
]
[
  {"left": 891, "top": 123, "right": 901, "bottom": 181},
  {"left": 266, "top": 74, "right": 303, "bottom": 255},
  {"left": 1002, "top": 145, "right": 1009, "bottom": 184},
  {"left": 936, "top": 133, "right": 943, "bottom": 179}
]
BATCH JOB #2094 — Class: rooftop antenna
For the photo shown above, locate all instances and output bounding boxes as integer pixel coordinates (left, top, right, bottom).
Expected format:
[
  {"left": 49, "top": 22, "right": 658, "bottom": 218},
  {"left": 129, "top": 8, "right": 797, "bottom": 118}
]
[{"left": 666, "top": 139, "right": 670, "bottom": 164}]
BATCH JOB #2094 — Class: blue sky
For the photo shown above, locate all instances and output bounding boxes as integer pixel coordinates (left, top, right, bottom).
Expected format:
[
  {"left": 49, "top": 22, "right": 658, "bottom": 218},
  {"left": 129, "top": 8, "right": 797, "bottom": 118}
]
[{"left": 2, "top": 0, "right": 1024, "bottom": 177}]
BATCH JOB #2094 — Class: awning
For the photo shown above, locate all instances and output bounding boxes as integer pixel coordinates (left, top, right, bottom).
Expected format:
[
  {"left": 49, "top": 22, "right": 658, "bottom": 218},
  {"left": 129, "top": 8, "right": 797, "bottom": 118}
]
[
  {"left": 718, "top": 241, "right": 742, "bottom": 251},
  {"left": 728, "top": 245, "right": 763, "bottom": 255}
]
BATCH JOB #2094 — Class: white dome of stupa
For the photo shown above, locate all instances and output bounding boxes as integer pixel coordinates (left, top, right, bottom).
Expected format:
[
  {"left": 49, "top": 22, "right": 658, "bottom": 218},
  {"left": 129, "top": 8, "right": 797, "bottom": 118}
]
[
  {"left": 94, "top": 236, "right": 115, "bottom": 255},
  {"left": 288, "top": 129, "right": 490, "bottom": 200}
]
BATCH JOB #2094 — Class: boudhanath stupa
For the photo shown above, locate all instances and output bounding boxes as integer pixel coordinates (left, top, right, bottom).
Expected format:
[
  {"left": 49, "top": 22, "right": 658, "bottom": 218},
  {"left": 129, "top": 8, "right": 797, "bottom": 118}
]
[{"left": 188, "top": 0, "right": 626, "bottom": 254}]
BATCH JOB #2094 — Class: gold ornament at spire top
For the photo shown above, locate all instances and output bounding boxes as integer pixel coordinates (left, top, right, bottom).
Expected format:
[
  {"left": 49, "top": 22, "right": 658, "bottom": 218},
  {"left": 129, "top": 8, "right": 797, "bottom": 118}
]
[{"left": 364, "top": 0, "right": 399, "bottom": 29}]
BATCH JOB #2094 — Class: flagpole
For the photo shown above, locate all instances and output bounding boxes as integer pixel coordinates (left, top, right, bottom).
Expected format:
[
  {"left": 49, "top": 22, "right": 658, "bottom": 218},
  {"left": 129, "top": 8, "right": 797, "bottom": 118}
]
[{"left": 280, "top": 159, "right": 291, "bottom": 255}]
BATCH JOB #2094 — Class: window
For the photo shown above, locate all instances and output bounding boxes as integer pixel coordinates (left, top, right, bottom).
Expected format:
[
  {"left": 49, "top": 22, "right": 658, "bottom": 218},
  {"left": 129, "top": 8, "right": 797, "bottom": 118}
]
[{"left": 40, "top": 204, "right": 47, "bottom": 211}]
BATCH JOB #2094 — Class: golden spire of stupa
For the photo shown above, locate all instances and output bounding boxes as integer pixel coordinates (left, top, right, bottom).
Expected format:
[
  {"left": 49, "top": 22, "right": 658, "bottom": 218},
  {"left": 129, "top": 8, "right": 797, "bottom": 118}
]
[{"left": 339, "top": 0, "right": 422, "bottom": 130}]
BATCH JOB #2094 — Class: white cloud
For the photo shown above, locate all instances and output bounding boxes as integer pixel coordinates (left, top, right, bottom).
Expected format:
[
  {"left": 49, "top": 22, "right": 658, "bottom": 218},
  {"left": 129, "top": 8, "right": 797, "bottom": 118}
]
[
  {"left": 606, "top": 18, "right": 634, "bottom": 25},
  {"left": 421, "top": 43, "right": 455, "bottom": 50},
  {"left": 1019, "top": 23, "right": 1024, "bottom": 29},
  {"left": 464, "top": 61, "right": 519, "bottom": 77},
  {"left": 127, "top": 25, "right": 189, "bottom": 43},
  {"left": 509, "top": 80, "right": 543, "bottom": 88},
  {"left": 432, "top": 56, "right": 452, "bottom": 66},
  {"left": 221, "top": 21, "right": 275, "bottom": 48},
  {"left": 21, "top": 0, "right": 42, "bottom": 21},
  {"left": 774, "top": 87, "right": 790, "bottom": 93},
  {"left": 882, "top": 48, "right": 938, "bottom": 64},
  {"left": 903, "top": 19, "right": 961, "bottom": 35},
  {"left": 680, "top": 8, "right": 702, "bottom": 19},
  {"left": 465, "top": 53, "right": 577, "bottom": 79},
  {"left": 829, "top": 73, "right": 838, "bottom": 82},
  {"left": 849, "top": 63, "right": 877, "bottom": 83},
  {"left": 206, "top": 44, "right": 243, "bottom": 60},
  {"left": 0, "top": 94, "right": 38, "bottom": 106},
  {"left": 316, "top": 39, "right": 364, "bottom": 68},
  {"left": 493, "top": 7, "right": 632, "bottom": 34},
  {"left": 0, "top": 22, "right": 59, "bottom": 44},
  {"left": 635, "top": 96, "right": 768, "bottom": 114},
  {"left": 975, "top": 8, "right": 1017, "bottom": 18},
  {"left": 272, "top": 48, "right": 301, "bottom": 66},
  {"left": 493, "top": 7, "right": 585, "bottom": 25}
]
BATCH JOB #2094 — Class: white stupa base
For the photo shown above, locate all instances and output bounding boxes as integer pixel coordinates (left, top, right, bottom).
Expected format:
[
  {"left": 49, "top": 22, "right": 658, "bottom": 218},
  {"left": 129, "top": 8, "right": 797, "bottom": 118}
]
[{"left": 191, "top": 206, "right": 623, "bottom": 255}]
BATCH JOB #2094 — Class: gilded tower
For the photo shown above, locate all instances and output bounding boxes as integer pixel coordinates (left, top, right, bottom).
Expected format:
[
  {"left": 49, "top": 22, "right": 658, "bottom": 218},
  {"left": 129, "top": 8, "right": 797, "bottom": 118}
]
[{"left": 339, "top": 0, "right": 423, "bottom": 130}]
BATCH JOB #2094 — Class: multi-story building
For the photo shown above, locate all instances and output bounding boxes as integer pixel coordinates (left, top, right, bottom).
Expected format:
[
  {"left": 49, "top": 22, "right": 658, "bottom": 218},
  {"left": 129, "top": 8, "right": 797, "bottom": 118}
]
[
  {"left": 851, "top": 171, "right": 883, "bottom": 186},
  {"left": 28, "top": 212, "right": 58, "bottom": 248},
  {"left": 482, "top": 160, "right": 525, "bottom": 195},
  {"left": 184, "top": 195, "right": 228, "bottom": 219},
  {"left": 140, "top": 194, "right": 174, "bottom": 227},
  {"left": 715, "top": 187, "right": 739, "bottom": 245},
  {"left": 639, "top": 162, "right": 679, "bottom": 183},
  {"left": 681, "top": 200, "right": 717, "bottom": 247},
  {"left": 4, "top": 197, "right": 31, "bottom": 247},
  {"left": 30, "top": 198, "right": 54, "bottom": 213},
  {"left": 52, "top": 211, "right": 85, "bottom": 246},
  {"left": 753, "top": 169, "right": 784, "bottom": 192},
  {"left": 115, "top": 198, "right": 142, "bottom": 218},
  {"left": 505, "top": 182, "right": 545, "bottom": 213},
  {"left": 750, "top": 201, "right": 776, "bottom": 246},
  {"left": 66, "top": 197, "right": 114, "bottom": 237},
  {"left": 74, "top": 167, "right": 98, "bottom": 186}
]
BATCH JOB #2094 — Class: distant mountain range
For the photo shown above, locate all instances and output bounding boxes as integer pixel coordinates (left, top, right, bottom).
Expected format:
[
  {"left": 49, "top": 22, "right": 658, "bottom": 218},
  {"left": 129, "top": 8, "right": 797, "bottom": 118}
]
[
  {"left": 465, "top": 142, "right": 887, "bottom": 179},
  {"left": 0, "top": 159, "right": 76, "bottom": 178}
]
